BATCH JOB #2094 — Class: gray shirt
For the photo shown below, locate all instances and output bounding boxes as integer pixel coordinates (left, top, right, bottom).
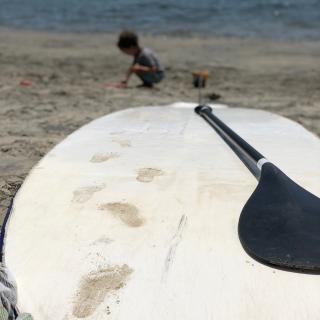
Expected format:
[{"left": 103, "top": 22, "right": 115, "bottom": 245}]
[{"left": 133, "top": 48, "right": 164, "bottom": 72}]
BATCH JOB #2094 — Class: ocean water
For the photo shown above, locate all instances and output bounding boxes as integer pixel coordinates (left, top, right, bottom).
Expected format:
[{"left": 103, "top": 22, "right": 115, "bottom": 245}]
[{"left": 0, "top": 0, "right": 319, "bottom": 40}]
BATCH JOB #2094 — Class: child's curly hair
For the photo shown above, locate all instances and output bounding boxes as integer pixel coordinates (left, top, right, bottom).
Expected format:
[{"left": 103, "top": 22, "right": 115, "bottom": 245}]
[{"left": 117, "top": 30, "right": 139, "bottom": 49}]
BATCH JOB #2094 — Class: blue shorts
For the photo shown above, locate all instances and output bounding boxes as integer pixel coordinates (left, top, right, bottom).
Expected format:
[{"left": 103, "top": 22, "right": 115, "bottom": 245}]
[{"left": 137, "top": 71, "right": 164, "bottom": 85}]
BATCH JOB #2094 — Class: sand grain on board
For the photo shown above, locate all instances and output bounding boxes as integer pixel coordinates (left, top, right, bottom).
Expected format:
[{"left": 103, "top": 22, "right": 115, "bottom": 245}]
[
  {"left": 90, "top": 152, "right": 119, "bottom": 163},
  {"left": 136, "top": 168, "right": 164, "bottom": 183}
]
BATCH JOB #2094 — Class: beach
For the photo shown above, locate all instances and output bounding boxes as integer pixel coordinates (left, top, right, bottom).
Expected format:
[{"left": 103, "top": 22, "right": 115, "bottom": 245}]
[{"left": 0, "top": 28, "right": 320, "bottom": 221}]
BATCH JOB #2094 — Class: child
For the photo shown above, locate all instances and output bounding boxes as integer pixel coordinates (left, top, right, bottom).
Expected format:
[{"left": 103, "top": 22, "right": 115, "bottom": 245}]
[{"left": 117, "top": 30, "right": 164, "bottom": 88}]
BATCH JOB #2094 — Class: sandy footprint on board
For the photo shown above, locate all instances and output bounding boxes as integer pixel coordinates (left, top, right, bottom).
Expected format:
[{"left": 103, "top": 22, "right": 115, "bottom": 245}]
[
  {"left": 73, "top": 265, "right": 133, "bottom": 318},
  {"left": 112, "top": 137, "right": 131, "bottom": 148},
  {"left": 72, "top": 184, "right": 106, "bottom": 204},
  {"left": 99, "top": 202, "right": 144, "bottom": 227}
]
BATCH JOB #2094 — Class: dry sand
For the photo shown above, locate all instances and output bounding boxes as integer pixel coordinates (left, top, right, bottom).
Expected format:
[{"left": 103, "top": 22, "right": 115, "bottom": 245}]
[{"left": 0, "top": 28, "right": 319, "bottom": 221}]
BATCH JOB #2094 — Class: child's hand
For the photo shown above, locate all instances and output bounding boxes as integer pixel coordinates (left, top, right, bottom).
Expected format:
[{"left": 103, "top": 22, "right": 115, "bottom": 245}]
[{"left": 118, "top": 80, "right": 127, "bottom": 88}]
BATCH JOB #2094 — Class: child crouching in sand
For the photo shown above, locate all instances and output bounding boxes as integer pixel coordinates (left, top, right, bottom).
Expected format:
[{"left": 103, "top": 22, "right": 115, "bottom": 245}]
[{"left": 117, "top": 30, "right": 164, "bottom": 88}]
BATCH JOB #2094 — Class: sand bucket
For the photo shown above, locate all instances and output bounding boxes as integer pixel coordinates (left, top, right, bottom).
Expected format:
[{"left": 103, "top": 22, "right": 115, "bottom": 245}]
[{"left": 192, "top": 71, "right": 209, "bottom": 88}]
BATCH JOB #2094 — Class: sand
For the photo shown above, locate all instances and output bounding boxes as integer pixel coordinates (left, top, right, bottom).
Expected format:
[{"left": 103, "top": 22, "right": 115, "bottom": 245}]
[{"left": 0, "top": 28, "right": 319, "bottom": 221}]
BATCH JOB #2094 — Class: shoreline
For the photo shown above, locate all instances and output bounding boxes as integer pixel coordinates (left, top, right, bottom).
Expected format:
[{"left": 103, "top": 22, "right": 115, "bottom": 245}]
[
  {"left": 2, "top": 26, "right": 320, "bottom": 43},
  {"left": 1, "top": 28, "right": 319, "bottom": 221}
]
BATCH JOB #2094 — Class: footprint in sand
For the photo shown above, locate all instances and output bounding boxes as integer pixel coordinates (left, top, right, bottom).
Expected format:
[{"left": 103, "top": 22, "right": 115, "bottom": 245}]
[
  {"left": 136, "top": 168, "right": 164, "bottom": 183},
  {"left": 72, "top": 184, "right": 106, "bottom": 204},
  {"left": 90, "top": 152, "right": 119, "bottom": 163},
  {"left": 99, "top": 202, "right": 144, "bottom": 227},
  {"left": 72, "top": 265, "right": 133, "bottom": 318}
]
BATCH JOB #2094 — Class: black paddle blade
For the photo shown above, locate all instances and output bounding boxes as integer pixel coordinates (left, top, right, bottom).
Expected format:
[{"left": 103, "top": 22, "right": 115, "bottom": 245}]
[{"left": 239, "top": 162, "right": 320, "bottom": 272}]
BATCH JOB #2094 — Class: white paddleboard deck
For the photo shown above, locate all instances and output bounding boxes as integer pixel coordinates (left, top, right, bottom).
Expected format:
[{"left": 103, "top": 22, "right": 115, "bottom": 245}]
[{"left": 4, "top": 103, "right": 320, "bottom": 319}]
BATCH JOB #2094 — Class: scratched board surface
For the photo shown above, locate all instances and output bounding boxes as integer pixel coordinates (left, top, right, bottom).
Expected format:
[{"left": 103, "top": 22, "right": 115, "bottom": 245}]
[{"left": 5, "top": 103, "right": 320, "bottom": 319}]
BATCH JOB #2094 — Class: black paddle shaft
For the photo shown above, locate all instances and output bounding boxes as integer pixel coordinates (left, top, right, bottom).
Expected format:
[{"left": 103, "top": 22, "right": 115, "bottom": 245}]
[{"left": 195, "top": 105, "right": 264, "bottom": 166}]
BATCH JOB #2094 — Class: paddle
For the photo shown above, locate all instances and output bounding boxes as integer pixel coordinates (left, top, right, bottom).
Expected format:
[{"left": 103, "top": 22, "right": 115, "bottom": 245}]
[{"left": 195, "top": 105, "right": 320, "bottom": 273}]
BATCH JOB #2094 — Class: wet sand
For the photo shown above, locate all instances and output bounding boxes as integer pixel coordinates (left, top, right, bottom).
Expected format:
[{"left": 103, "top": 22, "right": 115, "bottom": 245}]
[{"left": 0, "top": 28, "right": 319, "bottom": 220}]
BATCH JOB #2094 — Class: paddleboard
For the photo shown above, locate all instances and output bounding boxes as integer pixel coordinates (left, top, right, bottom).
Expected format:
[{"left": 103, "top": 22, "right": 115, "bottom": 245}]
[{"left": 3, "top": 102, "right": 320, "bottom": 319}]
